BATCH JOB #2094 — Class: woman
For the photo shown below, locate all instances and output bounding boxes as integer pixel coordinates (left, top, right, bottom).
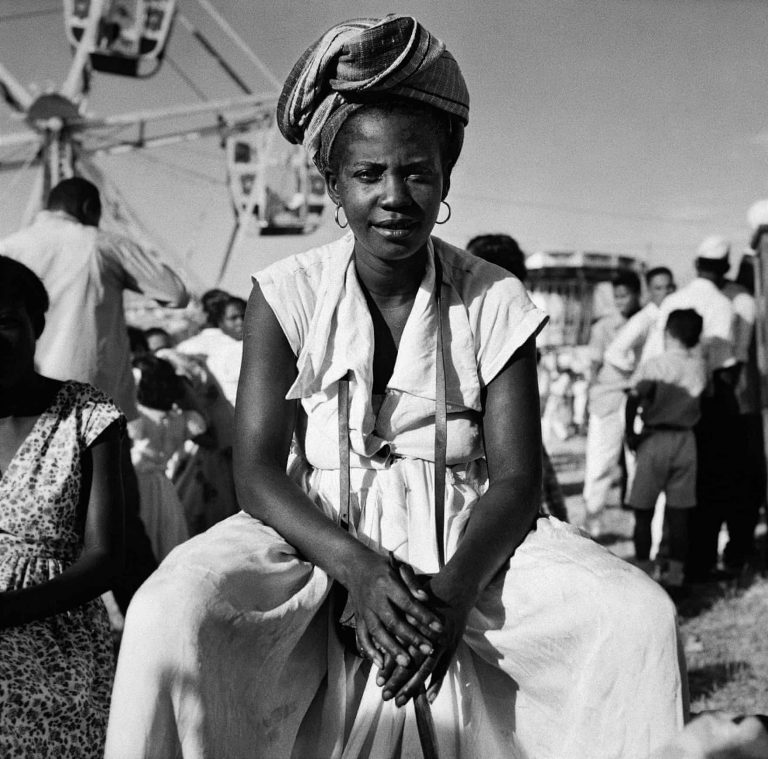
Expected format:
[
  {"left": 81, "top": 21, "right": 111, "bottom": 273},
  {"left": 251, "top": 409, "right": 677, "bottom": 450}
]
[
  {"left": 107, "top": 16, "right": 685, "bottom": 759},
  {"left": 176, "top": 290, "right": 245, "bottom": 408},
  {"left": 0, "top": 256, "right": 124, "bottom": 756}
]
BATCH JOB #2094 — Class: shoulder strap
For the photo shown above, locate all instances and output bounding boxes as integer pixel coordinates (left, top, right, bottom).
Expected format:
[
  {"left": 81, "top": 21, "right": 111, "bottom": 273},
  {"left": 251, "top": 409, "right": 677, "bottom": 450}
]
[
  {"left": 338, "top": 372, "right": 351, "bottom": 531},
  {"left": 433, "top": 254, "right": 447, "bottom": 568}
]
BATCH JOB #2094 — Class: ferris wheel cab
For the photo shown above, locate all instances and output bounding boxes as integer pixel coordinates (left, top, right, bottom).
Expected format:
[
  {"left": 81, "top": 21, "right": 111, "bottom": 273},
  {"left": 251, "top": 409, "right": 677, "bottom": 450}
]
[
  {"left": 225, "top": 125, "right": 326, "bottom": 236},
  {"left": 63, "top": 0, "right": 176, "bottom": 78}
]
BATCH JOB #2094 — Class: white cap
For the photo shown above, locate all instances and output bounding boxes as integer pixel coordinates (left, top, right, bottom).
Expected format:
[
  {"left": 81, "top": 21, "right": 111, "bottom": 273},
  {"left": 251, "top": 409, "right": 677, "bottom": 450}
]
[
  {"left": 747, "top": 199, "right": 768, "bottom": 231},
  {"left": 696, "top": 234, "right": 730, "bottom": 260}
]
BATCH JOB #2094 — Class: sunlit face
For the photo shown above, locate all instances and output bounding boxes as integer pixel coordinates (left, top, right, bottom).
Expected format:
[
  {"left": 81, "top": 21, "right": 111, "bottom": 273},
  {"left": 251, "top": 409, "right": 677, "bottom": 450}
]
[
  {"left": 647, "top": 272, "right": 674, "bottom": 307},
  {"left": 0, "top": 301, "right": 36, "bottom": 388},
  {"left": 325, "top": 108, "right": 449, "bottom": 266},
  {"left": 220, "top": 303, "right": 244, "bottom": 341},
  {"left": 613, "top": 284, "right": 640, "bottom": 318}
]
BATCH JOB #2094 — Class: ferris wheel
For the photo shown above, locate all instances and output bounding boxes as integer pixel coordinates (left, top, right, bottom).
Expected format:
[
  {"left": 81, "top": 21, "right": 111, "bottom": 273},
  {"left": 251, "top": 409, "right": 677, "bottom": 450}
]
[{"left": 0, "top": 0, "right": 327, "bottom": 284}]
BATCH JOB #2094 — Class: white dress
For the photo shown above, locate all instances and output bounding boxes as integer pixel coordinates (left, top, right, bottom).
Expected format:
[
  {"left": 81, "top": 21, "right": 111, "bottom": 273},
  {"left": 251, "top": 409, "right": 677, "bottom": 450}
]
[
  {"left": 128, "top": 404, "right": 206, "bottom": 560},
  {"left": 107, "top": 235, "right": 686, "bottom": 759}
]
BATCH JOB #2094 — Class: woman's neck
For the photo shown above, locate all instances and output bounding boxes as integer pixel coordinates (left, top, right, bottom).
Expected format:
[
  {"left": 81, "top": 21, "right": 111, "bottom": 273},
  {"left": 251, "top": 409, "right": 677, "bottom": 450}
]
[
  {"left": 353, "top": 244, "right": 428, "bottom": 302},
  {"left": 0, "top": 372, "right": 59, "bottom": 418}
]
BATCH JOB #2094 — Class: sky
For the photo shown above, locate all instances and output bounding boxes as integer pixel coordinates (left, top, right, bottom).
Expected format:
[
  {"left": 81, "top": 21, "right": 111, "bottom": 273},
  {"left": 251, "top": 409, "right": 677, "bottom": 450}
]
[{"left": 1, "top": 0, "right": 768, "bottom": 296}]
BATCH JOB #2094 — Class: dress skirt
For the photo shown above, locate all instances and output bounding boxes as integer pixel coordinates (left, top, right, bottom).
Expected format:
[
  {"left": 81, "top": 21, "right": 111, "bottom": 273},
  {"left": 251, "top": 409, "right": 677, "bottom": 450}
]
[{"left": 106, "top": 458, "right": 686, "bottom": 759}]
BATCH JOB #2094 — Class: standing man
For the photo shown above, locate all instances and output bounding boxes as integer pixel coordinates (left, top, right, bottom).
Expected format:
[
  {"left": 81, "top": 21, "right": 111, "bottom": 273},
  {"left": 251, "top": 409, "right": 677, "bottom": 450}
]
[
  {"left": 0, "top": 177, "right": 189, "bottom": 610},
  {"left": 643, "top": 236, "right": 737, "bottom": 581},
  {"left": 603, "top": 266, "right": 676, "bottom": 374},
  {"left": 582, "top": 270, "right": 642, "bottom": 537}
]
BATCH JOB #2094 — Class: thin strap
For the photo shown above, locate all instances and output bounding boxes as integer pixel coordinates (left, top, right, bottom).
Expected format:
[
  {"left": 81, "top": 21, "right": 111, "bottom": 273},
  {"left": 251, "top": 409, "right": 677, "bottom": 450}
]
[
  {"left": 433, "top": 254, "right": 447, "bottom": 568},
  {"left": 338, "top": 372, "right": 351, "bottom": 530}
]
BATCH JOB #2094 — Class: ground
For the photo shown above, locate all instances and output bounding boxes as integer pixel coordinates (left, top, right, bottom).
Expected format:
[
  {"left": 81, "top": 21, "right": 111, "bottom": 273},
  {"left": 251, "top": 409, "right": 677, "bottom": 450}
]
[{"left": 550, "top": 434, "right": 768, "bottom": 715}]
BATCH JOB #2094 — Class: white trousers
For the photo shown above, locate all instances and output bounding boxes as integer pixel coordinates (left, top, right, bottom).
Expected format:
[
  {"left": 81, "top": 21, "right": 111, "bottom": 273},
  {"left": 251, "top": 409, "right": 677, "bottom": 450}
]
[{"left": 583, "top": 404, "right": 635, "bottom": 520}]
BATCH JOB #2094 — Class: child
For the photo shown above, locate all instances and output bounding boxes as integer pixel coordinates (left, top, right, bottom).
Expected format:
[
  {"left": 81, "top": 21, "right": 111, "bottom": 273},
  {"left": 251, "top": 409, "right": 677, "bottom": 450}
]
[
  {"left": 0, "top": 256, "right": 124, "bottom": 756},
  {"left": 625, "top": 308, "right": 706, "bottom": 589},
  {"left": 129, "top": 355, "right": 207, "bottom": 560}
]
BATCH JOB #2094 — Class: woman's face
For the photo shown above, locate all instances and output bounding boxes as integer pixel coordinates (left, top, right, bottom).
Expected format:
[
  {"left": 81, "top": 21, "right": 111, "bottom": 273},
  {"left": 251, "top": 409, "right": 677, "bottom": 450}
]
[
  {"left": 325, "top": 108, "right": 449, "bottom": 265},
  {"left": 220, "top": 303, "right": 244, "bottom": 341},
  {"left": 0, "top": 300, "right": 36, "bottom": 388}
]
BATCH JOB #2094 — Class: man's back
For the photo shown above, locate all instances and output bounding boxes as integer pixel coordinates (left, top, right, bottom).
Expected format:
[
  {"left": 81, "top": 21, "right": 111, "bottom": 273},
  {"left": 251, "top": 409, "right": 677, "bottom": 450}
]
[{"left": 0, "top": 210, "right": 187, "bottom": 419}]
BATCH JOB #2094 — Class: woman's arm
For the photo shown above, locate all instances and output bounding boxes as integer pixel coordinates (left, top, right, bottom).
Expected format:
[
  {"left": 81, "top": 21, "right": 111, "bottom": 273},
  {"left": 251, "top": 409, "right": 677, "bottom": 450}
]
[
  {"left": 234, "top": 285, "right": 443, "bottom": 665},
  {"left": 0, "top": 420, "right": 125, "bottom": 628}
]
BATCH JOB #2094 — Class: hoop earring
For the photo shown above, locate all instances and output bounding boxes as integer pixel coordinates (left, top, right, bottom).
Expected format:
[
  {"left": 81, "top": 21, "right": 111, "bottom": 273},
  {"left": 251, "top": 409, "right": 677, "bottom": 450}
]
[
  {"left": 435, "top": 200, "right": 451, "bottom": 225},
  {"left": 334, "top": 204, "right": 348, "bottom": 229}
]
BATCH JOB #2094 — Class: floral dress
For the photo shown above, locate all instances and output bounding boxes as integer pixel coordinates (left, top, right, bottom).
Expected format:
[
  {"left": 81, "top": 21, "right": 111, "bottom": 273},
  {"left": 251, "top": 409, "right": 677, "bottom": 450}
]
[{"left": 0, "top": 380, "right": 122, "bottom": 757}]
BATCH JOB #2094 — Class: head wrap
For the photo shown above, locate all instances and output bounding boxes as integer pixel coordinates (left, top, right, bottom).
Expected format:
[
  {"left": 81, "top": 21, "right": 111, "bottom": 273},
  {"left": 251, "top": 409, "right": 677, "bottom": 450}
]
[{"left": 277, "top": 15, "right": 469, "bottom": 170}]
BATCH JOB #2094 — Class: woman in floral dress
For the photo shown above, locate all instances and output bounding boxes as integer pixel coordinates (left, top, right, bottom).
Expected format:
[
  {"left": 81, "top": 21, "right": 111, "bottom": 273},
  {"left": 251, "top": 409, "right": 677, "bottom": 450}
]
[{"left": 0, "top": 256, "right": 125, "bottom": 757}]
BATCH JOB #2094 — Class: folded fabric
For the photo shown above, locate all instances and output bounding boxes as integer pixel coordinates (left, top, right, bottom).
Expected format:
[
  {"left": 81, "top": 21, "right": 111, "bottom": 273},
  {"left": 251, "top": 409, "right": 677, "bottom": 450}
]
[{"left": 277, "top": 14, "right": 469, "bottom": 169}]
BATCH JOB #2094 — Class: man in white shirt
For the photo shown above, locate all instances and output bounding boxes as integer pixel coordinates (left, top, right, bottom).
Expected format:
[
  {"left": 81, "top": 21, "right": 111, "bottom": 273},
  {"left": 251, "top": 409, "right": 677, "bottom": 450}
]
[
  {"left": 582, "top": 270, "right": 642, "bottom": 536},
  {"left": 603, "top": 266, "right": 675, "bottom": 374},
  {"left": 0, "top": 177, "right": 190, "bottom": 610},
  {"left": 0, "top": 178, "right": 189, "bottom": 420}
]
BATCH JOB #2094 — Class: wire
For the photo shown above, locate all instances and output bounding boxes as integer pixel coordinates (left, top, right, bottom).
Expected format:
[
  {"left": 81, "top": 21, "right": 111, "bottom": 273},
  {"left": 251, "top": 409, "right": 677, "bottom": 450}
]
[
  {"left": 0, "top": 6, "right": 61, "bottom": 24},
  {"left": 133, "top": 150, "right": 224, "bottom": 188},
  {"left": 450, "top": 190, "right": 713, "bottom": 227},
  {"left": 165, "top": 54, "right": 209, "bottom": 101}
]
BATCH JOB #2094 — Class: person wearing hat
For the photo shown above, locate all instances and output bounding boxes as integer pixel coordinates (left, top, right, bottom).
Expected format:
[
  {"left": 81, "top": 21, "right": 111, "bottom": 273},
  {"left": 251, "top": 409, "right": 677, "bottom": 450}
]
[
  {"left": 642, "top": 236, "right": 739, "bottom": 581},
  {"left": 106, "top": 16, "right": 685, "bottom": 758}
]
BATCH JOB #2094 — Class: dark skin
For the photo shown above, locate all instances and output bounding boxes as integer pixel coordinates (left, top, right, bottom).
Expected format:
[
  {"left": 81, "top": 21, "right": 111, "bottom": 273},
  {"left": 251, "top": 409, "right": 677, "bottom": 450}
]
[
  {"left": 0, "top": 300, "right": 125, "bottom": 628},
  {"left": 234, "top": 107, "right": 542, "bottom": 707}
]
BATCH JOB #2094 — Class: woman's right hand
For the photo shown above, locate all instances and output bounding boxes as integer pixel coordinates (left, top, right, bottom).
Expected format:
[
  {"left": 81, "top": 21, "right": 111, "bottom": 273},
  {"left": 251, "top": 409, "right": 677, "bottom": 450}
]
[{"left": 347, "top": 552, "right": 444, "bottom": 669}]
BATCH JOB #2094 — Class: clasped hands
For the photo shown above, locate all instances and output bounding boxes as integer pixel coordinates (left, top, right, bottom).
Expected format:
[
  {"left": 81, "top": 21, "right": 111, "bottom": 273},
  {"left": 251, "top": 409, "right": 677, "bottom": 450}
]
[{"left": 346, "top": 551, "right": 471, "bottom": 709}]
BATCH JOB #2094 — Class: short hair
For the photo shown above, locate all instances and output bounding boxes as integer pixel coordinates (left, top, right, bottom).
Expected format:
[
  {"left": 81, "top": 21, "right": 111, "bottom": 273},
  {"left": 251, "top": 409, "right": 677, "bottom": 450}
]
[
  {"left": 328, "top": 98, "right": 464, "bottom": 174},
  {"left": 0, "top": 256, "right": 49, "bottom": 337},
  {"left": 200, "top": 289, "right": 231, "bottom": 328},
  {"left": 46, "top": 177, "right": 101, "bottom": 221},
  {"left": 226, "top": 296, "right": 247, "bottom": 313},
  {"left": 612, "top": 270, "right": 642, "bottom": 295},
  {"left": 695, "top": 256, "right": 729, "bottom": 278},
  {"left": 645, "top": 266, "right": 673, "bottom": 286},
  {"left": 665, "top": 308, "right": 703, "bottom": 349},
  {"left": 133, "top": 354, "right": 184, "bottom": 411},
  {"left": 466, "top": 234, "right": 527, "bottom": 281}
]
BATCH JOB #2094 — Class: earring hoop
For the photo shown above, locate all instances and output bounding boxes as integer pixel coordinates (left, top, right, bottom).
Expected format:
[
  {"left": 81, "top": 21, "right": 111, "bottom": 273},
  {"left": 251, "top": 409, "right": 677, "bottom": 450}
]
[
  {"left": 435, "top": 200, "right": 451, "bottom": 225},
  {"left": 334, "top": 204, "right": 348, "bottom": 229}
]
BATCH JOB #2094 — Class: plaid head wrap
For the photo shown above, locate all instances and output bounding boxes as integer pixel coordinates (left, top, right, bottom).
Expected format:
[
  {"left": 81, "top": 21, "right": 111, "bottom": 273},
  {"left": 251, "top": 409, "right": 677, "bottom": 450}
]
[{"left": 277, "top": 15, "right": 469, "bottom": 170}]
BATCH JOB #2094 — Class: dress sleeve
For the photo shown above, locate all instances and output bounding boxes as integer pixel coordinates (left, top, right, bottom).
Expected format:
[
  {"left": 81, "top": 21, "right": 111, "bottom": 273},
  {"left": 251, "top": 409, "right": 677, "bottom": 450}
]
[
  {"left": 465, "top": 271, "right": 548, "bottom": 388},
  {"left": 252, "top": 266, "right": 315, "bottom": 357},
  {"left": 77, "top": 383, "right": 124, "bottom": 447}
]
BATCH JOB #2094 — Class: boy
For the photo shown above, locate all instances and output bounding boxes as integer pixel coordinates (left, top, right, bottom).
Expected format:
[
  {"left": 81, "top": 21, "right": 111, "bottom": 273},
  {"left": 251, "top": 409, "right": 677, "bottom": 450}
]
[{"left": 625, "top": 309, "right": 706, "bottom": 589}]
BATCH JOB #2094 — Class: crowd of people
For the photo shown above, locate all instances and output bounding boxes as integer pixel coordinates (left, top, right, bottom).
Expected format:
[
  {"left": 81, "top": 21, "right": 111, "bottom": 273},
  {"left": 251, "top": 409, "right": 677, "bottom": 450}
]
[
  {"left": 0, "top": 12, "right": 767, "bottom": 759},
  {"left": 581, "top": 237, "right": 767, "bottom": 595}
]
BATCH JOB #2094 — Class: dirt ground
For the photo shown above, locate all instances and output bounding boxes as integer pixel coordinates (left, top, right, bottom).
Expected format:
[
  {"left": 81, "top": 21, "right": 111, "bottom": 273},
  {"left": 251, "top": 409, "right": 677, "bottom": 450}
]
[{"left": 549, "top": 434, "right": 768, "bottom": 716}]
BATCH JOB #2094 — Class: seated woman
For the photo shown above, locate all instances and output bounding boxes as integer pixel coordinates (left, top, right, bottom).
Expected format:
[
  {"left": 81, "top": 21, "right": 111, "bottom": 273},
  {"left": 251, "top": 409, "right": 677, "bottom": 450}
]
[
  {"left": 106, "top": 15, "right": 686, "bottom": 759},
  {"left": 0, "top": 256, "right": 124, "bottom": 756}
]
